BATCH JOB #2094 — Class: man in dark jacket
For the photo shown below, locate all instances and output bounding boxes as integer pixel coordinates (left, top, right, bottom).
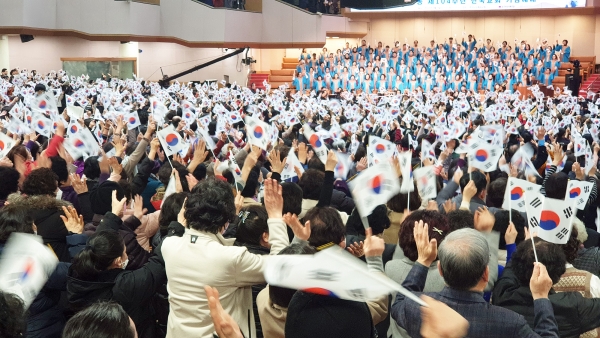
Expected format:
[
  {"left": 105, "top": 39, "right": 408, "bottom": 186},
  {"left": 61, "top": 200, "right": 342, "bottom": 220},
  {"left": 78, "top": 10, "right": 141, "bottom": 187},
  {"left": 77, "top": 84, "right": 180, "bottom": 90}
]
[
  {"left": 392, "top": 227, "right": 560, "bottom": 337},
  {"left": 492, "top": 238, "right": 600, "bottom": 337}
]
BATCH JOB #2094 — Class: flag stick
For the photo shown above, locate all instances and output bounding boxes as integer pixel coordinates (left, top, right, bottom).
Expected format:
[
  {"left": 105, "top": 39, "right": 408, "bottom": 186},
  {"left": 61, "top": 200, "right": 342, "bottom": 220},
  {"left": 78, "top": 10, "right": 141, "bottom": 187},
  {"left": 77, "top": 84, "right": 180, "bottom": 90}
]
[
  {"left": 509, "top": 195, "right": 513, "bottom": 224},
  {"left": 360, "top": 216, "right": 370, "bottom": 230},
  {"left": 524, "top": 190, "right": 538, "bottom": 262},
  {"left": 530, "top": 229, "right": 539, "bottom": 263}
]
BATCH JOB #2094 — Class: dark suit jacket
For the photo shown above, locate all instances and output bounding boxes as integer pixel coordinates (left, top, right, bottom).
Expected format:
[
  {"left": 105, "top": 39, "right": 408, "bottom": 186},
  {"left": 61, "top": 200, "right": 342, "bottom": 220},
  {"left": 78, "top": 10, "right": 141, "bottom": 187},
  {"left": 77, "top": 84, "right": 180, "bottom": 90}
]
[{"left": 391, "top": 263, "right": 560, "bottom": 338}]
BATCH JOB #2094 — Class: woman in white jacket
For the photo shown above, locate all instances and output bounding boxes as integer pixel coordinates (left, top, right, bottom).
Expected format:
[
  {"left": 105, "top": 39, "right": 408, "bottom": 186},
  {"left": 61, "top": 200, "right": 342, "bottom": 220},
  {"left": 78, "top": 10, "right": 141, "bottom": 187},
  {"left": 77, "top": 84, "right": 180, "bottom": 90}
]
[{"left": 161, "top": 178, "right": 290, "bottom": 338}]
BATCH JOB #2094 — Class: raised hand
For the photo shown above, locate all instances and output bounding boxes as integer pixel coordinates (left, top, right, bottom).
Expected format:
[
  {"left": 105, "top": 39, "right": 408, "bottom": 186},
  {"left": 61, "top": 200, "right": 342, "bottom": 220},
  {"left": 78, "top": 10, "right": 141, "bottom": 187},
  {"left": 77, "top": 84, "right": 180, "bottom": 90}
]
[
  {"left": 268, "top": 149, "right": 286, "bottom": 174},
  {"left": 60, "top": 206, "right": 84, "bottom": 234},
  {"left": 414, "top": 220, "right": 437, "bottom": 266},
  {"left": 530, "top": 262, "right": 553, "bottom": 300},
  {"left": 505, "top": 221, "right": 518, "bottom": 245},
  {"left": 111, "top": 190, "right": 127, "bottom": 216},
  {"left": 283, "top": 213, "right": 311, "bottom": 241},
  {"left": 133, "top": 195, "right": 148, "bottom": 220},
  {"left": 363, "top": 227, "right": 385, "bottom": 258},
  {"left": 71, "top": 173, "right": 88, "bottom": 195},
  {"left": 205, "top": 285, "right": 244, "bottom": 338},
  {"left": 263, "top": 179, "right": 283, "bottom": 219}
]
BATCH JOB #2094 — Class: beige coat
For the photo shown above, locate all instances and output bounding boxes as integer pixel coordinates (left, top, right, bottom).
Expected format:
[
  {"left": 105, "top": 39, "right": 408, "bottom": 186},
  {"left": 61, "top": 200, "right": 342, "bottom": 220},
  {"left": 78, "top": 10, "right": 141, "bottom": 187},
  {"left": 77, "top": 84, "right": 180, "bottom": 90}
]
[{"left": 162, "top": 219, "right": 289, "bottom": 338}]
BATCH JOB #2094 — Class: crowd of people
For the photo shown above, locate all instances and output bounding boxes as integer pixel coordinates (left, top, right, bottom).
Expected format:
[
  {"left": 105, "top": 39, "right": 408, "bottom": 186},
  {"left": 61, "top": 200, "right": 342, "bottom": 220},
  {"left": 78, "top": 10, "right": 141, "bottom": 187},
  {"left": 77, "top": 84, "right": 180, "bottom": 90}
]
[
  {"left": 292, "top": 36, "right": 572, "bottom": 94},
  {"left": 0, "top": 44, "right": 598, "bottom": 338}
]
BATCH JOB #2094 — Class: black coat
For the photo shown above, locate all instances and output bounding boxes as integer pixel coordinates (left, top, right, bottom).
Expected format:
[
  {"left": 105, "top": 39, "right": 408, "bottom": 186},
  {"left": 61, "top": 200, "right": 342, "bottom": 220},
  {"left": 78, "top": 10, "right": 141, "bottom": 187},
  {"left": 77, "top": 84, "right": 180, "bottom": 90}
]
[
  {"left": 331, "top": 189, "right": 355, "bottom": 215},
  {"left": 85, "top": 213, "right": 151, "bottom": 271},
  {"left": 492, "top": 264, "right": 600, "bottom": 338},
  {"left": 67, "top": 212, "right": 167, "bottom": 338},
  {"left": 8, "top": 194, "right": 72, "bottom": 262},
  {"left": 27, "top": 262, "right": 71, "bottom": 338}
]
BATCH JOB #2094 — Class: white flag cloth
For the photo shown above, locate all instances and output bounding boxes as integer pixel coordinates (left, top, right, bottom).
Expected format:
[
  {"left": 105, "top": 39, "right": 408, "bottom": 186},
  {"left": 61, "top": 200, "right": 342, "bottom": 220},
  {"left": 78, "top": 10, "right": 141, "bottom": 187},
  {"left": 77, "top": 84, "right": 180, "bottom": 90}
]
[
  {"left": 502, "top": 177, "right": 541, "bottom": 212},
  {"left": 161, "top": 174, "right": 177, "bottom": 208},
  {"left": 574, "top": 137, "right": 587, "bottom": 157},
  {"left": 65, "top": 94, "right": 75, "bottom": 106},
  {"left": 413, "top": 166, "right": 437, "bottom": 200},
  {"left": 228, "top": 151, "right": 243, "bottom": 184},
  {"left": 468, "top": 142, "right": 502, "bottom": 172},
  {"left": 64, "top": 127, "right": 101, "bottom": 160},
  {"left": 0, "top": 132, "right": 16, "bottom": 158},
  {"left": 565, "top": 180, "right": 594, "bottom": 210},
  {"left": 196, "top": 127, "right": 216, "bottom": 150},
  {"left": 397, "top": 152, "right": 414, "bottom": 194},
  {"left": 31, "top": 93, "right": 58, "bottom": 115},
  {"left": 157, "top": 125, "right": 185, "bottom": 157},
  {"left": 66, "top": 105, "right": 84, "bottom": 120},
  {"left": 263, "top": 246, "right": 425, "bottom": 305},
  {"left": 67, "top": 120, "right": 83, "bottom": 136},
  {"left": 125, "top": 111, "right": 141, "bottom": 130},
  {"left": 0, "top": 233, "right": 58, "bottom": 308},
  {"left": 367, "top": 136, "right": 395, "bottom": 167},
  {"left": 246, "top": 116, "right": 270, "bottom": 151},
  {"left": 281, "top": 150, "right": 305, "bottom": 181},
  {"left": 31, "top": 114, "right": 54, "bottom": 138},
  {"left": 349, "top": 161, "right": 400, "bottom": 217},
  {"left": 333, "top": 151, "right": 351, "bottom": 180},
  {"left": 585, "top": 144, "right": 595, "bottom": 174},
  {"left": 421, "top": 139, "right": 436, "bottom": 161},
  {"left": 303, "top": 124, "right": 328, "bottom": 165},
  {"left": 525, "top": 192, "right": 575, "bottom": 245}
]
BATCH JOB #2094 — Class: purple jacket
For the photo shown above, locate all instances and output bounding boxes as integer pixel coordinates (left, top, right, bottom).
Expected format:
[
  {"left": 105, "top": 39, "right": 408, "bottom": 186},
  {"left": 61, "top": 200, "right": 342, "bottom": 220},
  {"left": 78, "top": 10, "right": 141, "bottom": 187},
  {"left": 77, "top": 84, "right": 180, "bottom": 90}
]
[{"left": 60, "top": 186, "right": 80, "bottom": 213}]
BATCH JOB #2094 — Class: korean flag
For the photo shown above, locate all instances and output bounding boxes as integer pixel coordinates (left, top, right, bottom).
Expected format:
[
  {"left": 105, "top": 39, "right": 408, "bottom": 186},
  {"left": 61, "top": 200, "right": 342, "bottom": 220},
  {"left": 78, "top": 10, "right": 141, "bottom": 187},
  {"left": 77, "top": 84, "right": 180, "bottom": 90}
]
[
  {"left": 333, "top": 151, "right": 351, "bottom": 180},
  {"left": 246, "top": 116, "right": 270, "bottom": 151},
  {"left": 502, "top": 177, "right": 541, "bottom": 212},
  {"left": 349, "top": 161, "right": 401, "bottom": 218},
  {"left": 468, "top": 142, "right": 502, "bottom": 172},
  {"left": 397, "top": 151, "right": 414, "bottom": 194},
  {"left": 0, "top": 132, "right": 16, "bottom": 158},
  {"left": 31, "top": 115, "right": 54, "bottom": 138},
  {"left": 525, "top": 193, "right": 576, "bottom": 245},
  {"left": 413, "top": 166, "right": 437, "bottom": 200},
  {"left": 367, "top": 136, "right": 395, "bottom": 168},
  {"left": 303, "top": 124, "right": 328, "bottom": 165},
  {"left": 157, "top": 125, "right": 184, "bottom": 157},
  {"left": 125, "top": 111, "right": 141, "bottom": 130},
  {"left": 565, "top": 180, "right": 594, "bottom": 211}
]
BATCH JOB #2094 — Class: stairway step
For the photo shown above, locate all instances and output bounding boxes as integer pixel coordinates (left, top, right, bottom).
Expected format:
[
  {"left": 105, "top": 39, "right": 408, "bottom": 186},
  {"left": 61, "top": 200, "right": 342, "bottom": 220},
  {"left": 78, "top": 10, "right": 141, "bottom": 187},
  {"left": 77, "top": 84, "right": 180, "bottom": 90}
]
[
  {"left": 283, "top": 57, "right": 299, "bottom": 63},
  {"left": 271, "top": 69, "right": 295, "bottom": 76},
  {"left": 269, "top": 81, "right": 291, "bottom": 89},
  {"left": 282, "top": 63, "right": 297, "bottom": 69},
  {"left": 270, "top": 75, "right": 293, "bottom": 82}
]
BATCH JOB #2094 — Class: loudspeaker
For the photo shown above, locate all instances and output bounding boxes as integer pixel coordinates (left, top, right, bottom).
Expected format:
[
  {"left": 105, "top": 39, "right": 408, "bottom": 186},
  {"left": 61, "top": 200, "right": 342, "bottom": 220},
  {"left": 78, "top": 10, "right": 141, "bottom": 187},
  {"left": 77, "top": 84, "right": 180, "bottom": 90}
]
[{"left": 20, "top": 34, "right": 34, "bottom": 43}]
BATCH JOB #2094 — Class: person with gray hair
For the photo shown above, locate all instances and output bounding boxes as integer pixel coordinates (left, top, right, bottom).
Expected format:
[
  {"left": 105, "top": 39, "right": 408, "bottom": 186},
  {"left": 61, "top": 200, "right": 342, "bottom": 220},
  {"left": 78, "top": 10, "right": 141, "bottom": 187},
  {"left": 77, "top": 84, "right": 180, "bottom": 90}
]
[{"left": 391, "top": 223, "right": 560, "bottom": 337}]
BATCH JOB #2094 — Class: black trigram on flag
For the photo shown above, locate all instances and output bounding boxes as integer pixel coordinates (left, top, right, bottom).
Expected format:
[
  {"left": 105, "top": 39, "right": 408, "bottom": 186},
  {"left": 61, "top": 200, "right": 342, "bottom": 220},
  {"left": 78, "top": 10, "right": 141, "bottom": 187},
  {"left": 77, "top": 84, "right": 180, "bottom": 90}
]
[
  {"left": 529, "top": 217, "right": 539, "bottom": 228},
  {"left": 347, "top": 288, "right": 367, "bottom": 301},
  {"left": 584, "top": 185, "right": 591, "bottom": 193},
  {"left": 556, "top": 228, "right": 569, "bottom": 240},
  {"left": 563, "top": 207, "right": 573, "bottom": 219},
  {"left": 530, "top": 197, "right": 542, "bottom": 208},
  {"left": 484, "top": 162, "right": 492, "bottom": 169}
]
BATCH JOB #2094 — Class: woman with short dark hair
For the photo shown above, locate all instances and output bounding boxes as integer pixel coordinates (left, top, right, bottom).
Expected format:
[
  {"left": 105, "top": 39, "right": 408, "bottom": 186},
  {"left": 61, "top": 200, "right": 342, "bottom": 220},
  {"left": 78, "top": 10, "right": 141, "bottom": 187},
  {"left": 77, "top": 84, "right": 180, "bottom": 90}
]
[
  {"left": 62, "top": 302, "right": 136, "bottom": 338},
  {"left": 67, "top": 193, "right": 166, "bottom": 338}
]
